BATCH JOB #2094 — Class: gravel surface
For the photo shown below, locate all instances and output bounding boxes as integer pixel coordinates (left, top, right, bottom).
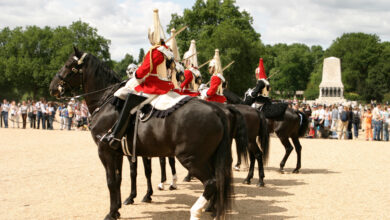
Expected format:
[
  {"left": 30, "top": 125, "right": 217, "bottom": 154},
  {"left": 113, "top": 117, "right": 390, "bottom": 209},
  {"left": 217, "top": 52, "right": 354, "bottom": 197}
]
[{"left": 1, "top": 128, "right": 389, "bottom": 219}]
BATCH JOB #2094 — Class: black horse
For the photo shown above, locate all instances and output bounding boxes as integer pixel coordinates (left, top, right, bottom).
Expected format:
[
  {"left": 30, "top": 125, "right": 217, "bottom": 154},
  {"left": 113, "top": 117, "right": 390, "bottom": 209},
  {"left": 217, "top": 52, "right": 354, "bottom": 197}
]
[
  {"left": 50, "top": 48, "right": 236, "bottom": 220},
  {"left": 224, "top": 89, "right": 309, "bottom": 173},
  {"left": 182, "top": 102, "right": 270, "bottom": 187}
]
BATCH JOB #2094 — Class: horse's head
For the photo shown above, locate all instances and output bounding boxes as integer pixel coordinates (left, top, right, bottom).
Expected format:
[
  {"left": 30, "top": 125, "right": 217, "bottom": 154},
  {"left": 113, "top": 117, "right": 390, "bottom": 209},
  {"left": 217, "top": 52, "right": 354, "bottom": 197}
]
[{"left": 50, "top": 47, "right": 88, "bottom": 99}]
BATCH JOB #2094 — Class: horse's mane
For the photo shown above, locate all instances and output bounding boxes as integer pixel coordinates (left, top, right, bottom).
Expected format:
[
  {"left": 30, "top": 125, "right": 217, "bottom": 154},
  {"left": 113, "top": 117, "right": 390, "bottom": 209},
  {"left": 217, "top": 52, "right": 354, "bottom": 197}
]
[
  {"left": 86, "top": 54, "right": 125, "bottom": 110},
  {"left": 88, "top": 54, "right": 121, "bottom": 85},
  {"left": 223, "top": 89, "right": 244, "bottom": 104}
]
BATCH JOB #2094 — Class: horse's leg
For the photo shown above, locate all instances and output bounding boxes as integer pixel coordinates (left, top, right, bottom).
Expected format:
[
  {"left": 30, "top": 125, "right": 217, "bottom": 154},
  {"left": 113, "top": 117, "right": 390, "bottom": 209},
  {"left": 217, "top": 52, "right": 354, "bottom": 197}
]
[
  {"left": 168, "top": 156, "right": 178, "bottom": 190},
  {"left": 291, "top": 137, "right": 302, "bottom": 173},
  {"left": 141, "top": 157, "right": 153, "bottom": 203},
  {"left": 183, "top": 171, "right": 192, "bottom": 182},
  {"left": 234, "top": 143, "right": 241, "bottom": 171},
  {"left": 188, "top": 168, "right": 216, "bottom": 220},
  {"left": 99, "top": 150, "right": 123, "bottom": 220},
  {"left": 279, "top": 137, "right": 294, "bottom": 173},
  {"left": 254, "top": 147, "right": 265, "bottom": 187},
  {"left": 243, "top": 150, "right": 255, "bottom": 184},
  {"left": 158, "top": 157, "right": 167, "bottom": 190},
  {"left": 123, "top": 156, "right": 137, "bottom": 205}
]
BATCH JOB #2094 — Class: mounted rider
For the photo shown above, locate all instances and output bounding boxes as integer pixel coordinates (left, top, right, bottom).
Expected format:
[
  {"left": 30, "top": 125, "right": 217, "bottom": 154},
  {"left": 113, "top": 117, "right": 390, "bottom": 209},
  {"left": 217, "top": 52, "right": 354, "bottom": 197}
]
[
  {"left": 245, "top": 58, "right": 271, "bottom": 105},
  {"left": 103, "top": 9, "right": 178, "bottom": 149},
  {"left": 200, "top": 49, "right": 227, "bottom": 103},
  {"left": 246, "top": 57, "right": 288, "bottom": 119},
  {"left": 175, "top": 40, "right": 201, "bottom": 97}
]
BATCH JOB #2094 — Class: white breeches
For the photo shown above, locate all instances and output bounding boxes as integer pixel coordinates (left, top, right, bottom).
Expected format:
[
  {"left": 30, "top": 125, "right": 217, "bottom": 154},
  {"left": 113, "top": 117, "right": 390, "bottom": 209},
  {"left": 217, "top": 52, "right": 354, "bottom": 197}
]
[{"left": 114, "top": 78, "right": 140, "bottom": 100}]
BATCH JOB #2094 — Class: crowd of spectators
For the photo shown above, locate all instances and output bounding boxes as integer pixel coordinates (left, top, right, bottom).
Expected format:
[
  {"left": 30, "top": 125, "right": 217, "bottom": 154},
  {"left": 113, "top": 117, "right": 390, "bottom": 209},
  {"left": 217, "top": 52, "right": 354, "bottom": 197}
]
[
  {"left": 291, "top": 102, "right": 389, "bottom": 141},
  {"left": 0, "top": 98, "right": 89, "bottom": 131}
]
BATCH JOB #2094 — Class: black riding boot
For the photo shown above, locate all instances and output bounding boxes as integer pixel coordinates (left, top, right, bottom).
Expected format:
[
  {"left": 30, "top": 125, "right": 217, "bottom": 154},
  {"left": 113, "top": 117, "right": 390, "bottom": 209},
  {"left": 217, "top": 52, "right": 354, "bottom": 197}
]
[{"left": 104, "top": 93, "right": 147, "bottom": 150}]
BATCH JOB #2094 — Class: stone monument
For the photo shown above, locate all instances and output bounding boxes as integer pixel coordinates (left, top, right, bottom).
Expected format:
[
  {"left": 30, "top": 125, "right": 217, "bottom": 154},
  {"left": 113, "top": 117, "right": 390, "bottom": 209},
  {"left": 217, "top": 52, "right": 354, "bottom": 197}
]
[{"left": 316, "top": 57, "right": 346, "bottom": 104}]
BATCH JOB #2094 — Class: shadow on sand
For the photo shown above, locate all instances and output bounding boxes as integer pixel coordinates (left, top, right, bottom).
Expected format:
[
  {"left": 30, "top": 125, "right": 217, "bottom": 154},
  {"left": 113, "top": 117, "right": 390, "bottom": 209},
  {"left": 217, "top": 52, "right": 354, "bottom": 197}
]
[
  {"left": 264, "top": 167, "right": 339, "bottom": 175},
  {"left": 119, "top": 177, "right": 308, "bottom": 219}
]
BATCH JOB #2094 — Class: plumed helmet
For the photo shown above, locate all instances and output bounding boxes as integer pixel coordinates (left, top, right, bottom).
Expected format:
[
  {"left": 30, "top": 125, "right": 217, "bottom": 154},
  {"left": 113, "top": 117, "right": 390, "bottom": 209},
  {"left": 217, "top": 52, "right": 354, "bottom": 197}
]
[
  {"left": 126, "top": 63, "right": 138, "bottom": 78},
  {"left": 168, "top": 28, "right": 180, "bottom": 61},
  {"left": 183, "top": 40, "right": 198, "bottom": 68},
  {"left": 255, "top": 58, "right": 267, "bottom": 80},
  {"left": 208, "top": 49, "right": 222, "bottom": 74},
  {"left": 148, "top": 9, "right": 166, "bottom": 46}
]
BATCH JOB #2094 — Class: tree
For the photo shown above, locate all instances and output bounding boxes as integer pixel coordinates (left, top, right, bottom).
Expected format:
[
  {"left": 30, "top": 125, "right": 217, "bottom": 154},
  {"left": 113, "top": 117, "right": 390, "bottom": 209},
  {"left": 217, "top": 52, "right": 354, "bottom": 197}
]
[
  {"left": 0, "top": 21, "right": 112, "bottom": 100},
  {"left": 168, "top": 0, "right": 263, "bottom": 95},
  {"left": 113, "top": 53, "right": 136, "bottom": 79},
  {"left": 265, "top": 43, "right": 316, "bottom": 97},
  {"left": 138, "top": 48, "right": 145, "bottom": 63}
]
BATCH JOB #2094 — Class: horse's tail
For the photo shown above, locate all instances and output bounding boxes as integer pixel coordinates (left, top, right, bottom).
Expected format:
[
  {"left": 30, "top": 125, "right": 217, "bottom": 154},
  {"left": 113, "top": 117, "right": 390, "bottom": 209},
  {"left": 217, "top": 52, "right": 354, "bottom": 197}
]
[
  {"left": 226, "top": 105, "right": 248, "bottom": 165},
  {"left": 256, "top": 109, "right": 270, "bottom": 165},
  {"left": 298, "top": 111, "right": 309, "bottom": 137},
  {"left": 214, "top": 108, "right": 233, "bottom": 218}
]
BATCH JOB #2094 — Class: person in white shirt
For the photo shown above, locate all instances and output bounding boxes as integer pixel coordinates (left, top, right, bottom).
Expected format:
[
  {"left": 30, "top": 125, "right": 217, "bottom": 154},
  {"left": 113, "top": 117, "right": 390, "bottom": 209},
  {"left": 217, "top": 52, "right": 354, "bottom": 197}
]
[
  {"left": 36, "top": 99, "right": 43, "bottom": 129},
  {"left": 10, "top": 101, "right": 20, "bottom": 128},
  {"left": 1, "top": 99, "right": 10, "bottom": 128},
  {"left": 40, "top": 100, "right": 47, "bottom": 129}
]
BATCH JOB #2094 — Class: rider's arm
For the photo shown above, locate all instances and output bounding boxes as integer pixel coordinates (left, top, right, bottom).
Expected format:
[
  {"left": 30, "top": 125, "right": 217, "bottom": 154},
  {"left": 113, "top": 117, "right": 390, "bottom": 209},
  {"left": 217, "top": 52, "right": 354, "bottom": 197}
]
[
  {"left": 135, "top": 49, "right": 164, "bottom": 80},
  {"left": 180, "top": 70, "right": 193, "bottom": 89},
  {"left": 251, "top": 80, "right": 265, "bottom": 97},
  {"left": 206, "top": 76, "right": 221, "bottom": 97}
]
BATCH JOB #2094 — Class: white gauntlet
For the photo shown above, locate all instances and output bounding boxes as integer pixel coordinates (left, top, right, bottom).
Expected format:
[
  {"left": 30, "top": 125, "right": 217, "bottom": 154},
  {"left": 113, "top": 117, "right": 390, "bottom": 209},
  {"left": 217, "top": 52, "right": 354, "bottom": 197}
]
[{"left": 200, "top": 89, "right": 208, "bottom": 100}]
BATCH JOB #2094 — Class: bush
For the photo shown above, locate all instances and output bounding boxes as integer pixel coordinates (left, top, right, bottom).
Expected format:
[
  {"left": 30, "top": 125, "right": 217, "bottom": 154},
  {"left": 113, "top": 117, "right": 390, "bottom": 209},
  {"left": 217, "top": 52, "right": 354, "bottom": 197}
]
[{"left": 344, "top": 92, "right": 361, "bottom": 101}]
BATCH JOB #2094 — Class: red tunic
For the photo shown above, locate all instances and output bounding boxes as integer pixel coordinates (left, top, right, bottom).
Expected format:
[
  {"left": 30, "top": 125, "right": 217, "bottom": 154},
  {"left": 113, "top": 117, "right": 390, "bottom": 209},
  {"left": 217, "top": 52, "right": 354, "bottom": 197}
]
[
  {"left": 135, "top": 46, "right": 174, "bottom": 94},
  {"left": 206, "top": 75, "right": 226, "bottom": 103},
  {"left": 173, "top": 69, "right": 199, "bottom": 96},
  {"left": 180, "top": 69, "right": 193, "bottom": 90}
]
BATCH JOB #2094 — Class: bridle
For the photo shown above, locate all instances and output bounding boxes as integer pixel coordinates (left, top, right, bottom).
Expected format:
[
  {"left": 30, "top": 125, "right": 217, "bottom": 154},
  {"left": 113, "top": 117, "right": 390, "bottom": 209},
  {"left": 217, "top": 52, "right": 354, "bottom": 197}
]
[{"left": 55, "top": 53, "right": 88, "bottom": 98}]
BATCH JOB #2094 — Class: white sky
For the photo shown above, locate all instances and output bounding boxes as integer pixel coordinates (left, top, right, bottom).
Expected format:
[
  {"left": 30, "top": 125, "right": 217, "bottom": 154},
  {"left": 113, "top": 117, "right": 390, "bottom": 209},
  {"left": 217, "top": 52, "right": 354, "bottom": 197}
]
[{"left": 1, "top": 0, "right": 389, "bottom": 61}]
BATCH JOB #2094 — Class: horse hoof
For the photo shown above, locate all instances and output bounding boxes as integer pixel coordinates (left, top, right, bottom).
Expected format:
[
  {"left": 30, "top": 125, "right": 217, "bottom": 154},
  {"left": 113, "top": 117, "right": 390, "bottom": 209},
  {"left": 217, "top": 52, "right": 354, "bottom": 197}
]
[
  {"left": 242, "top": 179, "right": 251, "bottom": 184},
  {"left": 142, "top": 196, "right": 152, "bottom": 203},
  {"left": 123, "top": 197, "right": 134, "bottom": 205},
  {"left": 104, "top": 211, "right": 120, "bottom": 220},
  {"left": 104, "top": 215, "right": 115, "bottom": 220},
  {"left": 233, "top": 166, "right": 240, "bottom": 171},
  {"left": 292, "top": 169, "right": 300, "bottom": 174},
  {"left": 257, "top": 182, "right": 265, "bottom": 187},
  {"left": 183, "top": 176, "right": 191, "bottom": 182},
  {"left": 280, "top": 169, "right": 285, "bottom": 174},
  {"left": 157, "top": 183, "right": 164, "bottom": 190},
  {"left": 169, "top": 185, "right": 177, "bottom": 190}
]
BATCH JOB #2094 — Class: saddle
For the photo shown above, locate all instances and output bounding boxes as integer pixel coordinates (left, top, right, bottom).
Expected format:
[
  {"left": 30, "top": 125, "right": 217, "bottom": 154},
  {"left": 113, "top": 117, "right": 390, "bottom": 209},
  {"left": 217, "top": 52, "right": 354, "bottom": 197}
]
[
  {"left": 256, "top": 101, "right": 288, "bottom": 121},
  {"left": 141, "top": 91, "right": 193, "bottom": 119},
  {"left": 113, "top": 91, "right": 193, "bottom": 121}
]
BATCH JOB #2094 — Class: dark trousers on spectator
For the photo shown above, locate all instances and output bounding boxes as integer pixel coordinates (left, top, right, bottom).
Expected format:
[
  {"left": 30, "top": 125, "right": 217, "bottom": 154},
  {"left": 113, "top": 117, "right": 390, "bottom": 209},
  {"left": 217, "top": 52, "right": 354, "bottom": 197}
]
[
  {"left": 384, "top": 122, "right": 389, "bottom": 141},
  {"left": 22, "top": 113, "right": 27, "bottom": 129},
  {"left": 1, "top": 111, "right": 8, "bottom": 128},
  {"left": 352, "top": 122, "right": 359, "bottom": 138},
  {"left": 347, "top": 122, "right": 353, "bottom": 139},
  {"left": 30, "top": 114, "right": 37, "bottom": 128},
  {"left": 37, "top": 112, "right": 42, "bottom": 129},
  {"left": 48, "top": 115, "right": 54, "bottom": 130},
  {"left": 30, "top": 114, "right": 36, "bottom": 128},
  {"left": 374, "top": 120, "right": 382, "bottom": 141},
  {"left": 67, "top": 116, "right": 72, "bottom": 130},
  {"left": 42, "top": 113, "right": 47, "bottom": 129}
]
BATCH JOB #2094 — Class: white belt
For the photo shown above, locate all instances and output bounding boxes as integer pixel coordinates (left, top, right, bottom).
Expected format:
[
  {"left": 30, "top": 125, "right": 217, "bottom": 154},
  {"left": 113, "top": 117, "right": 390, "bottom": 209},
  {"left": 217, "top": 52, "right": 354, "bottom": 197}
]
[{"left": 149, "top": 73, "right": 170, "bottom": 82}]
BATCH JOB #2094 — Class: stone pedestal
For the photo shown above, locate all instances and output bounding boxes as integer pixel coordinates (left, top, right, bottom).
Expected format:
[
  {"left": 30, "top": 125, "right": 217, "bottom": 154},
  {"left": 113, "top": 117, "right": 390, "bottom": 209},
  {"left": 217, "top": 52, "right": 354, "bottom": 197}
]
[{"left": 316, "top": 57, "right": 346, "bottom": 104}]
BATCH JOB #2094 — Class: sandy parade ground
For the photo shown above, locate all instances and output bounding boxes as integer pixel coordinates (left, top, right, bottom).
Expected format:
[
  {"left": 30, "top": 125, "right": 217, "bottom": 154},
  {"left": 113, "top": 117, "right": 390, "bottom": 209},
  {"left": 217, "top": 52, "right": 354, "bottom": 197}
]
[{"left": 1, "top": 125, "right": 389, "bottom": 220}]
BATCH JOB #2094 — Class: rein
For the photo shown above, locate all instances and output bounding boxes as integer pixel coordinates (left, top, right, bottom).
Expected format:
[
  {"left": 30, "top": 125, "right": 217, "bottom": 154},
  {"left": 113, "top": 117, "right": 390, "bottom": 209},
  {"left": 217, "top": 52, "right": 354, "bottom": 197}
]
[{"left": 59, "top": 81, "right": 127, "bottom": 101}]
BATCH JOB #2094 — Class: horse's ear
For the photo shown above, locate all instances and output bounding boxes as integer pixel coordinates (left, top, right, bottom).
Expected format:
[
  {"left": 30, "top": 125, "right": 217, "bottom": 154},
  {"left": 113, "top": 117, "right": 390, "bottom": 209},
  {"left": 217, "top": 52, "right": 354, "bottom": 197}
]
[{"left": 73, "top": 46, "right": 82, "bottom": 58}]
